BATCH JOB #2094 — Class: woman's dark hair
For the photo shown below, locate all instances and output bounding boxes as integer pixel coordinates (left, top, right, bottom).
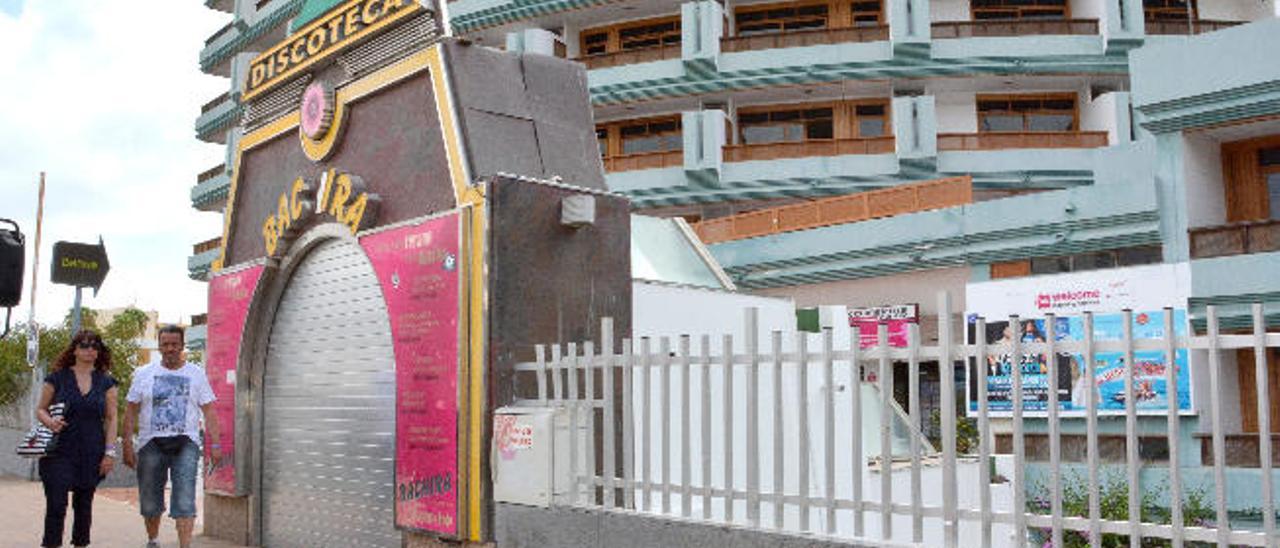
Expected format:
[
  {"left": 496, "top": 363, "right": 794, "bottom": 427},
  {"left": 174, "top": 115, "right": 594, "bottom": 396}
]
[{"left": 52, "top": 330, "right": 113, "bottom": 373}]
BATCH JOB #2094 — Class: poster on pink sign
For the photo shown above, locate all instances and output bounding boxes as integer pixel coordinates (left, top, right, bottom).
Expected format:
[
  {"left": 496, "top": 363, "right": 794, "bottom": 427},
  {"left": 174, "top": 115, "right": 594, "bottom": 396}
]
[
  {"left": 361, "top": 212, "right": 463, "bottom": 537},
  {"left": 848, "top": 304, "right": 918, "bottom": 349},
  {"left": 203, "top": 263, "right": 264, "bottom": 495}
]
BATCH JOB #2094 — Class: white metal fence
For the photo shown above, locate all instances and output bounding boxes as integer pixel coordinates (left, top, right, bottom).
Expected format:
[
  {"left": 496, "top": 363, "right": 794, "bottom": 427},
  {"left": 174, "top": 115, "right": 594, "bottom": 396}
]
[{"left": 511, "top": 294, "right": 1278, "bottom": 547}]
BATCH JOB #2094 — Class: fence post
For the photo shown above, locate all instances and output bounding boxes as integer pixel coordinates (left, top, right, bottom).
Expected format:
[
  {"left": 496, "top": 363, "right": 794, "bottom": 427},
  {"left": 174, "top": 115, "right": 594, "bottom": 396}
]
[
  {"left": 660, "top": 337, "right": 672, "bottom": 515},
  {"left": 878, "top": 322, "right": 892, "bottom": 539},
  {"left": 746, "top": 308, "right": 761, "bottom": 526},
  {"left": 1206, "top": 306, "right": 1229, "bottom": 548},
  {"left": 641, "top": 337, "right": 652, "bottom": 512},
  {"left": 798, "top": 332, "right": 812, "bottom": 532},
  {"left": 1253, "top": 304, "right": 1277, "bottom": 547},
  {"left": 1010, "top": 315, "right": 1026, "bottom": 545},
  {"left": 602, "top": 318, "right": 616, "bottom": 509},
  {"left": 1123, "top": 310, "right": 1140, "bottom": 548},
  {"left": 680, "top": 334, "right": 692, "bottom": 518},
  {"left": 850, "top": 329, "right": 864, "bottom": 537},
  {"left": 908, "top": 322, "right": 923, "bottom": 543},
  {"left": 938, "top": 292, "right": 958, "bottom": 548},
  {"left": 1047, "top": 313, "right": 1064, "bottom": 548},
  {"left": 1085, "top": 312, "right": 1101, "bottom": 547},
  {"left": 1164, "top": 310, "right": 1183, "bottom": 548},
  {"left": 772, "top": 330, "right": 785, "bottom": 529},
  {"left": 701, "top": 335, "right": 712, "bottom": 519},
  {"left": 722, "top": 334, "right": 735, "bottom": 523},
  {"left": 823, "top": 327, "right": 837, "bottom": 535},
  {"left": 976, "top": 318, "right": 992, "bottom": 547},
  {"left": 623, "top": 337, "right": 635, "bottom": 510}
]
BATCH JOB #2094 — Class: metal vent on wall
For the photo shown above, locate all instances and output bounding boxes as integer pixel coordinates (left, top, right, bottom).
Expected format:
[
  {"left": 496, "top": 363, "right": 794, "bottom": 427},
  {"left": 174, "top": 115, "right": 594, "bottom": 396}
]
[
  {"left": 243, "top": 75, "right": 312, "bottom": 132},
  {"left": 338, "top": 13, "right": 440, "bottom": 80}
]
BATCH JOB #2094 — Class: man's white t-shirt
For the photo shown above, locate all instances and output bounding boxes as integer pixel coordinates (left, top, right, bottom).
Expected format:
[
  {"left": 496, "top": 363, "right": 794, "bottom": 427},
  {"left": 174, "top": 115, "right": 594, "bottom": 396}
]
[{"left": 127, "top": 361, "right": 216, "bottom": 449}]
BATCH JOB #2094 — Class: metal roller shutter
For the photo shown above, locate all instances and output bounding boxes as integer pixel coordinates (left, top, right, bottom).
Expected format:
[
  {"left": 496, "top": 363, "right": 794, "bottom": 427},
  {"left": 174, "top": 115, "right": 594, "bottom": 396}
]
[{"left": 261, "top": 238, "right": 400, "bottom": 547}]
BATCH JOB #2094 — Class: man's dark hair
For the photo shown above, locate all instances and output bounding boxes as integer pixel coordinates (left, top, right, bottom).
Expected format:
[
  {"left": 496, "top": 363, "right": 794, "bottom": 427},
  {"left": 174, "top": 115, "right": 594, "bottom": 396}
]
[{"left": 158, "top": 324, "right": 185, "bottom": 343}]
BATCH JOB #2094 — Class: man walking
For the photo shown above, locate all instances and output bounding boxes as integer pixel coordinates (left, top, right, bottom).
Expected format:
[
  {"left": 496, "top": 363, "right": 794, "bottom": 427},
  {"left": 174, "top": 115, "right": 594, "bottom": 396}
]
[{"left": 122, "top": 325, "right": 221, "bottom": 548}]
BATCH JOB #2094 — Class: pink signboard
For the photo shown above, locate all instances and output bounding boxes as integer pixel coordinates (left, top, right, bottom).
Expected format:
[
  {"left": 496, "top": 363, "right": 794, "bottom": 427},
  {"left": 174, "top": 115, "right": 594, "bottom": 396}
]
[
  {"left": 203, "top": 264, "right": 264, "bottom": 495},
  {"left": 849, "top": 304, "right": 918, "bottom": 349},
  {"left": 361, "top": 213, "right": 462, "bottom": 537}
]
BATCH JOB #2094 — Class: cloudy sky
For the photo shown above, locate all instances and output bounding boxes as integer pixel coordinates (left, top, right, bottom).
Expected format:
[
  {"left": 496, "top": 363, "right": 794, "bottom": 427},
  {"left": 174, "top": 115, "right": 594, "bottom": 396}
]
[{"left": 0, "top": 1, "right": 229, "bottom": 327}]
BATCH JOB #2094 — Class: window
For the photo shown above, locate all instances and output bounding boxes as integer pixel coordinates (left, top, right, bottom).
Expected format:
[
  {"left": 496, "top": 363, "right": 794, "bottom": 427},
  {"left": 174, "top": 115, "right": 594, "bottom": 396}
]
[
  {"left": 732, "top": 1, "right": 883, "bottom": 36},
  {"left": 856, "top": 103, "right": 888, "bottom": 137},
  {"left": 1143, "top": 0, "right": 1197, "bottom": 22},
  {"left": 971, "top": 0, "right": 1069, "bottom": 21},
  {"left": 580, "top": 16, "right": 681, "bottom": 57},
  {"left": 852, "top": 1, "right": 884, "bottom": 27},
  {"left": 596, "top": 117, "right": 683, "bottom": 159},
  {"left": 739, "top": 107, "right": 834, "bottom": 144},
  {"left": 1027, "top": 246, "right": 1163, "bottom": 276},
  {"left": 1263, "top": 147, "right": 1280, "bottom": 219},
  {"left": 978, "top": 94, "right": 1077, "bottom": 133},
  {"left": 736, "top": 3, "right": 829, "bottom": 36}
]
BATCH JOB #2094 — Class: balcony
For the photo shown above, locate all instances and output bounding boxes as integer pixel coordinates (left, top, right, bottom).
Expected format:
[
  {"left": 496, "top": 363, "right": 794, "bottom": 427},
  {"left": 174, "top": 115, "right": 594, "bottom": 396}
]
[
  {"left": 603, "top": 150, "right": 684, "bottom": 173},
  {"left": 189, "top": 237, "right": 222, "bottom": 281},
  {"left": 195, "top": 92, "right": 241, "bottom": 144},
  {"left": 931, "top": 19, "right": 1099, "bottom": 39},
  {"left": 1145, "top": 19, "right": 1244, "bottom": 35},
  {"left": 724, "top": 137, "right": 896, "bottom": 163},
  {"left": 937, "top": 131, "right": 1108, "bottom": 151},
  {"left": 720, "top": 25, "right": 889, "bottom": 53},
  {"left": 1189, "top": 219, "right": 1280, "bottom": 259},
  {"left": 192, "top": 164, "right": 231, "bottom": 212},
  {"left": 198, "top": 20, "right": 242, "bottom": 76},
  {"left": 193, "top": 237, "right": 222, "bottom": 256},
  {"left": 205, "top": 0, "right": 233, "bottom": 13},
  {"left": 579, "top": 44, "right": 681, "bottom": 70},
  {"left": 693, "top": 176, "right": 972, "bottom": 244}
]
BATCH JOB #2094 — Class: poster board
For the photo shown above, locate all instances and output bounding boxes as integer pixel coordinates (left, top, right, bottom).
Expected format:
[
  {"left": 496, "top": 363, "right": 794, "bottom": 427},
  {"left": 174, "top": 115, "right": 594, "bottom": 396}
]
[
  {"left": 361, "top": 212, "right": 463, "bottom": 537},
  {"left": 204, "top": 263, "right": 265, "bottom": 495},
  {"left": 964, "top": 264, "right": 1194, "bottom": 417}
]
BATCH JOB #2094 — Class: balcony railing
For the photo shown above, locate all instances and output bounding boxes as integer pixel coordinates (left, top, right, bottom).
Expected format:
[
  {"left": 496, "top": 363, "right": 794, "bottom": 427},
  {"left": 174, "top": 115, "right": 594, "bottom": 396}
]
[
  {"left": 692, "top": 176, "right": 972, "bottom": 244},
  {"left": 720, "top": 25, "right": 890, "bottom": 53},
  {"left": 931, "top": 18, "right": 1099, "bottom": 39},
  {"left": 602, "top": 150, "right": 684, "bottom": 172},
  {"left": 578, "top": 44, "right": 681, "bottom": 70},
  {"left": 201, "top": 92, "right": 230, "bottom": 114},
  {"left": 1189, "top": 219, "right": 1280, "bottom": 259},
  {"left": 197, "top": 164, "right": 226, "bottom": 184},
  {"left": 1145, "top": 19, "right": 1243, "bottom": 35},
  {"left": 193, "top": 237, "right": 222, "bottom": 255},
  {"left": 724, "top": 136, "right": 895, "bottom": 162},
  {"left": 937, "top": 131, "right": 1108, "bottom": 151}
]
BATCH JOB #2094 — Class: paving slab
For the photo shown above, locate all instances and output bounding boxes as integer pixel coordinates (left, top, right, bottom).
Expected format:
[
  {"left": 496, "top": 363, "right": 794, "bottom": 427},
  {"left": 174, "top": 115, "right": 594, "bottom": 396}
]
[{"left": 0, "top": 475, "right": 246, "bottom": 547}]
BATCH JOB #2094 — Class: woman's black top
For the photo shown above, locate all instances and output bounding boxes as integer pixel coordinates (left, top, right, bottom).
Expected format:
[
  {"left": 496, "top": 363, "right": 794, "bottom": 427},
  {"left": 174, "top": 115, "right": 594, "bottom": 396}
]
[{"left": 40, "top": 368, "right": 116, "bottom": 490}]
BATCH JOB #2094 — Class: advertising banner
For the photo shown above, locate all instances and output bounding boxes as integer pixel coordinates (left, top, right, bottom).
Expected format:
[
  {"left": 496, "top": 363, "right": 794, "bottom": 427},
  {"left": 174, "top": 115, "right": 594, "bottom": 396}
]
[
  {"left": 204, "top": 263, "right": 265, "bottom": 494},
  {"left": 361, "top": 213, "right": 463, "bottom": 537},
  {"left": 848, "top": 304, "right": 918, "bottom": 349},
  {"left": 967, "top": 310, "right": 1191, "bottom": 416},
  {"left": 964, "top": 264, "right": 1193, "bottom": 417}
]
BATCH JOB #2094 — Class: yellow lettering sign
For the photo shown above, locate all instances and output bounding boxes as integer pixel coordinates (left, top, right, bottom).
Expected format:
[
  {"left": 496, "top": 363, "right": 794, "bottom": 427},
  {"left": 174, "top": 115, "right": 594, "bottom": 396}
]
[
  {"left": 243, "top": 0, "right": 420, "bottom": 100},
  {"left": 261, "top": 170, "right": 379, "bottom": 258}
]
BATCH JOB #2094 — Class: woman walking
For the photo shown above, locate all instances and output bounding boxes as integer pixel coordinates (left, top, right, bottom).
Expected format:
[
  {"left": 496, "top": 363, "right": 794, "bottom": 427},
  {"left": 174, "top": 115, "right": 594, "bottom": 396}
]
[{"left": 34, "top": 330, "right": 119, "bottom": 547}]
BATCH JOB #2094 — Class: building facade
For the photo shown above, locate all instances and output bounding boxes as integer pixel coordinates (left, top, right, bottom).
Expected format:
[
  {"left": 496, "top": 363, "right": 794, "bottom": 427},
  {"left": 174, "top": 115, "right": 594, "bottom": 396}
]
[{"left": 188, "top": 0, "right": 1280, "bottom": 536}]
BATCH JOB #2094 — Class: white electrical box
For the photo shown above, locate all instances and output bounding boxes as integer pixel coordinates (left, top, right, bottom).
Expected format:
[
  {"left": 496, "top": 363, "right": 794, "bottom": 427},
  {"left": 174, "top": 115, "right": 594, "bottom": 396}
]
[{"left": 491, "top": 406, "right": 582, "bottom": 506}]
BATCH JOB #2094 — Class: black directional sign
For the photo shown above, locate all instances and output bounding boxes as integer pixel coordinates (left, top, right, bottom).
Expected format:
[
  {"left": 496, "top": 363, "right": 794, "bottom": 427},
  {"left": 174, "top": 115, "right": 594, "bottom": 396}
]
[{"left": 51, "top": 239, "right": 110, "bottom": 293}]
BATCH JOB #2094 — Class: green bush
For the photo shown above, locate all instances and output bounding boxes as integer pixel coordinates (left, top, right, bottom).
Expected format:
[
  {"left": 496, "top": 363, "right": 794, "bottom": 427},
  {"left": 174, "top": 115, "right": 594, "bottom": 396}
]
[{"left": 1026, "top": 471, "right": 1218, "bottom": 547}]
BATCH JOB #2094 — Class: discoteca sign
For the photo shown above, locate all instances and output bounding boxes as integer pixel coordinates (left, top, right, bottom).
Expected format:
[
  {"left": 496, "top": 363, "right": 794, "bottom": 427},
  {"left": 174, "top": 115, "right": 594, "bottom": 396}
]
[{"left": 244, "top": 0, "right": 423, "bottom": 100}]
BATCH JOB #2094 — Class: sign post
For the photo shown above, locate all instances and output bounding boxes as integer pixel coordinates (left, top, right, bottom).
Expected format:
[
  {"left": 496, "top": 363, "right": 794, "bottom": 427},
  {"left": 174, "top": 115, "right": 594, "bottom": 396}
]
[{"left": 50, "top": 238, "right": 110, "bottom": 332}]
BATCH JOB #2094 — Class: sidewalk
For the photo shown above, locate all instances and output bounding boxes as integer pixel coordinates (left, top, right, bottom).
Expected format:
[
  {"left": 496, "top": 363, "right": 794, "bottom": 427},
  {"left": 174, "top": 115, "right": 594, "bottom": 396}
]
[{"left": 0, "top": 475, "right": 247, "bottom": 547}]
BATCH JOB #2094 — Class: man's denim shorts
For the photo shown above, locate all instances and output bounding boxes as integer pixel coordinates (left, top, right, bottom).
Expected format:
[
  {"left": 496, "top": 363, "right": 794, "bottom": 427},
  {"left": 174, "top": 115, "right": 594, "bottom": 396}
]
[{"left": 136, "top": 436, "right": 201, "bottom": 518}]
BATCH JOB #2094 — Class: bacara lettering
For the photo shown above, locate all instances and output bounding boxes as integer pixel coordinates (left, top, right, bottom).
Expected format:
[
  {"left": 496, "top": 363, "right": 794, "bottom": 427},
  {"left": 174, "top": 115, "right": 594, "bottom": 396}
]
[{"left": 262, "top": 169, "right": 381, "bottom": 257}]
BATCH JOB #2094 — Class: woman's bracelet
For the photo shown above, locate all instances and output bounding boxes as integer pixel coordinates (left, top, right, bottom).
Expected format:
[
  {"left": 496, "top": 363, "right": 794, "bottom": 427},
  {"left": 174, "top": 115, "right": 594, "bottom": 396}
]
[{"left": 210, "top": 443, "right": 223, "bottom": 449}]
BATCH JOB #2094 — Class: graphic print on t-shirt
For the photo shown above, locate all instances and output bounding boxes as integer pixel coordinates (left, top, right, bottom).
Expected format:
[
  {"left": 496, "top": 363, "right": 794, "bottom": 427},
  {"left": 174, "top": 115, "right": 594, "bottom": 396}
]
[{"left": 152, "top": 375, "right": 191, "bottom": 435}]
